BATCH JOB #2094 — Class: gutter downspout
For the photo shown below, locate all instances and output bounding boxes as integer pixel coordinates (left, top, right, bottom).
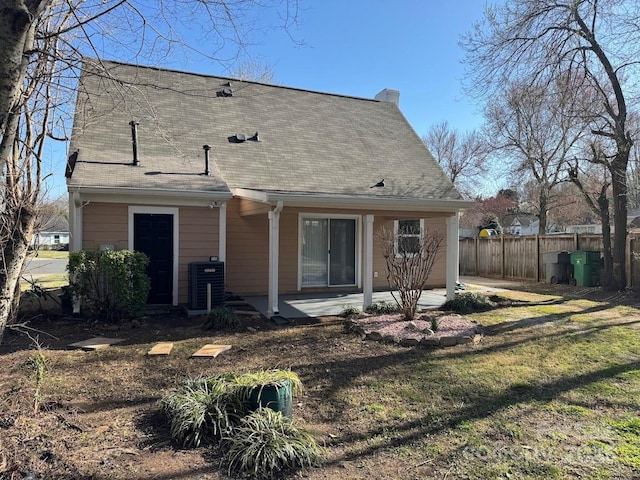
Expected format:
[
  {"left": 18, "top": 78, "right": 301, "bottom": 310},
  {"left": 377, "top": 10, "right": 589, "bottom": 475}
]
[
  {"left": 268, "top": 201, "right": 284, "bottom": 317},
  {"left": 446, "top": 211, "right": 460, "bottom": 300}
]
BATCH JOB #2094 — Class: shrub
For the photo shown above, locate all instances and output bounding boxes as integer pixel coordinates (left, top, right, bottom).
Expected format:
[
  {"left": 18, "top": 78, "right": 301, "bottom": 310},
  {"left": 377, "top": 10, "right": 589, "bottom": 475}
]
[
  {"left": 202, "top": 306, "right": 240, "bottom": 330},
  {"left": 441, "top": 292, "right": 496, "bottom": 314},
  {"left": 340, "top": 305, "right": 362, "bottom": 319},
  {"left": 25, "top": 344, "right": 49, "bottom": 414},
  {"left": 68, "top": 249, "right": 150, "bottom": 321},
  {"left": 430, "top": 316, "right": 440, "bottom": 332},
  {"left": 222, "top": 408, "right": 322, "bottom": 478},
  {"left": 376, "top": 226, "right": 444, "bottom": 321},
  {"left": 365, "top": 301, "right": 398, "bottom": 315}
]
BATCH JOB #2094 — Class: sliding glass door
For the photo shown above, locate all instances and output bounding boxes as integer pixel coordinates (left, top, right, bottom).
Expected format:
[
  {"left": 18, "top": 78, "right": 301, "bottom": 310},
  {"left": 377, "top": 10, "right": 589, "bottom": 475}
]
[{"left": 301, "top": 217, "right": 357, "bottom": 287}]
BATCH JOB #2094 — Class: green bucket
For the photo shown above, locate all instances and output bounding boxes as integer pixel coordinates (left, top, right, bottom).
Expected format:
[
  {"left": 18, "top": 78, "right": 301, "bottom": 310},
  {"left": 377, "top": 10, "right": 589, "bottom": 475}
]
[{"left": 248, "top": 380, "right": 293, "bottom": 417}]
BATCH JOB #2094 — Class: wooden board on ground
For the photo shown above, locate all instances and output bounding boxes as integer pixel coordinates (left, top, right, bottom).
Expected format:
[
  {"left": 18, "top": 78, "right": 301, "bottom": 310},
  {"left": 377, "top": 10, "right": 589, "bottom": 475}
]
[
  {"left": 147, "top": 342, "right": 174, "bottom": 355},
  {"left": 191, "top": 344, "right": 232, "bottom": 358},
  {"left": 68, "top": 337, "right": 125, "bottom": 350},
  {"left": 234, "top": 310, "right": 258, "bottom": 316}
]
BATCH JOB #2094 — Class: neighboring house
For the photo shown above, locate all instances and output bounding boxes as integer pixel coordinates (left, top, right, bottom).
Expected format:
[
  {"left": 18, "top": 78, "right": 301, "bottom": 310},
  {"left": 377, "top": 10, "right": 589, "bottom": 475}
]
[
  {"left": 565, "top": 224, "right": 603, "bottom": 234},
  {"left": 502, "top": 213, "right": 540, "bottom": 236},
  {"left": 31, "top": 217, "right": 70, "bottom": 248},
  {"left": 66, "top": 59, "right": 472, "bottom": 315}
]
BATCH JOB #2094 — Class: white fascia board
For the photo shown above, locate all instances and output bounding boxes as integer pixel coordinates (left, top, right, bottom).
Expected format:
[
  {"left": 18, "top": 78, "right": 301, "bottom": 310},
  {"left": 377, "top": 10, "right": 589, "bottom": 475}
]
[
  {"left": 232, "top": 188, "right": 475, "bottom": 213},
  {"left": 69, "top": 185, "right": 232, "bottom": 207},
  {"left": 231, "top": 188, "right": 271, "bottom": 204}
]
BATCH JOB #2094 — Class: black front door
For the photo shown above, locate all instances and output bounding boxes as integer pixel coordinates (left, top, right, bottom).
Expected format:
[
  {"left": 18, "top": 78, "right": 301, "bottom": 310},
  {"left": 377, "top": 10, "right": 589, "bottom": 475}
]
[{"left": 134, "top": 213, "right": 173, "bottom": 304}]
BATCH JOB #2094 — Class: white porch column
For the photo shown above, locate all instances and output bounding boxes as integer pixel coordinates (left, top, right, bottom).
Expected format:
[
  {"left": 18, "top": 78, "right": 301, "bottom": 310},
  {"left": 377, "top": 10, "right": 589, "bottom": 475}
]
[
  {"left": 446, "top": 212, "right": 460, "bottom": 301},
  {"left": 362, "top": 214, "right": 374, "bottom": 310},
  {"left": 70, "top": 191, "right": 83, "bottom": 313},
  {"left": 267, "top": 202, "right": 283, "bottom": 317},
  {"left": 218, "top": 202, "right": 227, "bottom": 263}
]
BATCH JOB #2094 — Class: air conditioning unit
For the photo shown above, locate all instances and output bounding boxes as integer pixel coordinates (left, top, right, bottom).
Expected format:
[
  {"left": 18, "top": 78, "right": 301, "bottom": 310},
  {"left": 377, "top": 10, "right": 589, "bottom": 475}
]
[{"left": 188, "top": 261, "right": 224, "bottom": 310}]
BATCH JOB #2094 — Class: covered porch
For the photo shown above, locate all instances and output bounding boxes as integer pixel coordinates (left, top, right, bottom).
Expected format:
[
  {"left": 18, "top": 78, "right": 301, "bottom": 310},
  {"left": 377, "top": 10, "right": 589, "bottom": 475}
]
[{"left": 228, "top": 189, "right": 473, "bottom": 318}]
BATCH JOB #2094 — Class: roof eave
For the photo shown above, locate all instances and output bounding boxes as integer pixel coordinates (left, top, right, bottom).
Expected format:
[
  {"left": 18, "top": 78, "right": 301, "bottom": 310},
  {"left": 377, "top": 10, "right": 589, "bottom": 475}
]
[
  {"left": 232, "top": 188, "right": 475, "bottom": 212},
  {"left": 68, "top": 185, "right": 232, "bottom": 205}
]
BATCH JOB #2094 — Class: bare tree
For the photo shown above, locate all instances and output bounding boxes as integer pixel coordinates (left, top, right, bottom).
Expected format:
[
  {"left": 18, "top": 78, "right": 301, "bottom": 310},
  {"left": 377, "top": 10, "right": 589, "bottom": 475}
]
[
  {"left": 422, "top": 121, "right": 489, "bottom": 197},
  {"left": 376, "top": 226, "right": 443, "bottom": 321},
  {"left": 484, "top": 78, "right": 585, "bottom": 233},
  {"left": 463, "top": 0, "right": 639, "bottom": 290},
  {"left": 230, "top": 59, "right": 277, "bottom": 83},
  {"left": 569, "top": 149, "right": 614, "bottom": 284},
  {"left": 0, "top": 0, "right": 300, "bottom": 343}
]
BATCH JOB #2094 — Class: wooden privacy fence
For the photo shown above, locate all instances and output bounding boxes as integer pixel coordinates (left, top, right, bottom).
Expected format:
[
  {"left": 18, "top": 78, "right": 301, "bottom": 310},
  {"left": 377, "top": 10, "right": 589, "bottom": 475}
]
[{"left": 459, "top": 233, "right": 640, "bottom": 288}]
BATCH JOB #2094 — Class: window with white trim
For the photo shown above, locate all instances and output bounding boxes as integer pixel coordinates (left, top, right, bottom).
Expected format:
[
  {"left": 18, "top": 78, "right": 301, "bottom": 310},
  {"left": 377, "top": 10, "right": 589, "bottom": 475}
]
[{"left": 394, "top": 219, "right": 424, "bottom": 256}]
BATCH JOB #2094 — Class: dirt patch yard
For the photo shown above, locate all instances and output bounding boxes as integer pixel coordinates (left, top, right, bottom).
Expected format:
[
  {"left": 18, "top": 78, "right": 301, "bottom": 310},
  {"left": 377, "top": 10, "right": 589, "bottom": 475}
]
[{"left": 1, "top": 283, "right": 640, "bottom": 479}]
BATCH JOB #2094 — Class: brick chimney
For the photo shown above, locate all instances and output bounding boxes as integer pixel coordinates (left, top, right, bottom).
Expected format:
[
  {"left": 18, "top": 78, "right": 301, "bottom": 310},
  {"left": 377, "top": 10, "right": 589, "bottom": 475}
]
[{"left": 374, "top": 88, "right": 400, "bottom": 106}]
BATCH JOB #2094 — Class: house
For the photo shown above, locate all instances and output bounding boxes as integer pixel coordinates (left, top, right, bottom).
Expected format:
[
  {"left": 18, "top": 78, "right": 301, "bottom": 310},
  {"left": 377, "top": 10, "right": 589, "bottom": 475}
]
[
  {"left": 501, "top": 213, "right": 540, "bottom": 236},
  {"left": 565, "top": 224, "right": 603, "bottom": 234},
  {"left": 66, "top": 59, "right": 472, "bottom": 315},
  {"left": 31, "top": 217, "right": 70, "bottom": 249}
]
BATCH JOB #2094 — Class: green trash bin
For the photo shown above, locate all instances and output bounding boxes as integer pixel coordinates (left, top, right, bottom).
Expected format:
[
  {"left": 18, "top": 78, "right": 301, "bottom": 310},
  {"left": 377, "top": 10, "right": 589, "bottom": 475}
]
[{"left": 570, "top": 251, "right": 601, "bottom": 287}]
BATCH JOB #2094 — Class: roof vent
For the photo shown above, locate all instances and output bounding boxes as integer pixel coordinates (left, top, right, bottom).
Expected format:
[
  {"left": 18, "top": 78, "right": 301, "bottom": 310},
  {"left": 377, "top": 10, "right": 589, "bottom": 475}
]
[
  {"left": 129, "top": 120, "right": 140, "bottom": 166},
  {"left": 218, "top": 83, "right": 233, "bottom": 97},
  {"left": 235, "top": 133, "right": 246, "bottom": 142}
]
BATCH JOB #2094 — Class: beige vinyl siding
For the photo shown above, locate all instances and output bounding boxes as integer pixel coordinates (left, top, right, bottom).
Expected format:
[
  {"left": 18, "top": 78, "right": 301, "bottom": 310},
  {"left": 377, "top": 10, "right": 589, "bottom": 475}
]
[
  {"left": 226, "top": 198, "right": 269, "bottom": 295},
  {"left": 177, "top": 206, "right": 220, "bottom": 303},
  {"left": 226, "top": 200, "right": 450, "bottom": 295},
  {"left": 239, "top": 198, "right": 270, "bottom": 216},
  {"left": 372, "top": 216, "right": 447, "bottom": 290},
  {"left": 82, "top": 202, "right": 219, "bottom": 304},
  {"left": 82, "top": 203, "right": 128, "bottom": 250}
]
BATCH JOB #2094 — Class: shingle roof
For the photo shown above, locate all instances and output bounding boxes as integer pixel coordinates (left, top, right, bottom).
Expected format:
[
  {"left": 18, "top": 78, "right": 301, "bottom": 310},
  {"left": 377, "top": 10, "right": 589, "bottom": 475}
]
[{"left": 68, "top": 59, "right": 463, "bottom": 202}]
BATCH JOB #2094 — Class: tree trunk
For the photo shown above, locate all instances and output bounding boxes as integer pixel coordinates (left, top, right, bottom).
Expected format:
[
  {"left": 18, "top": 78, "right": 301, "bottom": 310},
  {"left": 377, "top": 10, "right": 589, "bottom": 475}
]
[
  {"left": 610, "top": 153, "right": 629, "bottom": 291},
  {"left": 538, "top": 189, "right": 548, "bottom": 234},
  {"left": 598, "top": 188, "right": 614, "bottom": 288},
  {"left": 0, "top": 209, "right": 36, "bottom": 344},
  {"left": 0, "top": 1, "right": 52, "bottom": 147}
]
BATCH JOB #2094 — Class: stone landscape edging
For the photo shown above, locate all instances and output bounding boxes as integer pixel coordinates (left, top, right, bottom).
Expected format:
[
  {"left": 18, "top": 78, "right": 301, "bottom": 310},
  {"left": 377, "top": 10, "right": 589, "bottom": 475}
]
[{"left": 345, "top": 318, "right": 483, "bottom": 348}]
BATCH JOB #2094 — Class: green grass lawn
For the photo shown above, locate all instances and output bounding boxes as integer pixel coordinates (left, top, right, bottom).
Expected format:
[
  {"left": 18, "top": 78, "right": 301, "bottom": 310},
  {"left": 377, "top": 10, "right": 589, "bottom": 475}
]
[{"left": 29, "top": 249, "right": 68, "bottom": 259}]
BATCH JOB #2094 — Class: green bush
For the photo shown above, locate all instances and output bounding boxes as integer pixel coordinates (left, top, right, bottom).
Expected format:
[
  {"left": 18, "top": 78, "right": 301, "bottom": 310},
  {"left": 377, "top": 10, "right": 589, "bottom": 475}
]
[
  {"left": 202, "top": 306, "right": 241, "bottom": 330},
  {"left": 441, "top": 292, "right": 496, "bottom": 314},
  {"left": 365, "top": 301, "right": 398, "bottom": 315},
  {"left": 222, "top": 408, "right": 322, "bottom": 478},
  {"left": 68, "top": 249, "right": 150, "bottom": 321},
  {"left": 340, "top": 305, "right": 362, "bottom": 319}
]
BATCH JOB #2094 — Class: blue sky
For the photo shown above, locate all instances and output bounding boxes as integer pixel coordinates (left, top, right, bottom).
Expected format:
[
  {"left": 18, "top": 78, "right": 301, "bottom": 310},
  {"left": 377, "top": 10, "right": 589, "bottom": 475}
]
[{"left": 48, "top": 0, "right": 488, "bottom": 199}]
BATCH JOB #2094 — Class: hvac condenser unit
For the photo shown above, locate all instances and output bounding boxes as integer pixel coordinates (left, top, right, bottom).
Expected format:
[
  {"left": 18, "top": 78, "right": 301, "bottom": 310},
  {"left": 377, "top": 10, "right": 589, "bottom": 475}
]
[{"left": 188, "top": 261, "right": 224, "bottom": 310}]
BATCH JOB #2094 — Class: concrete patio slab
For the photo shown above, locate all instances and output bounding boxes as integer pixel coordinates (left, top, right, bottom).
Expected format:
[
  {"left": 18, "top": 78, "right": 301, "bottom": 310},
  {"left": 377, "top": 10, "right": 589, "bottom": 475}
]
[{"left": 244, "top": 290, "right": 447, "bottom": 319}]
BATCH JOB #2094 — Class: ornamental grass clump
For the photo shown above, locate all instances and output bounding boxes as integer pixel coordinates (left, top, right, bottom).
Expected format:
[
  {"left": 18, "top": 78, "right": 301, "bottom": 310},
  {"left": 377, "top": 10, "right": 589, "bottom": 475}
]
[
  {"left": 160, "top": 370, "right": 304, "bottom": 447},
  {"left": 202, "top": 306, "right": 241, "bottom": 330},
  {"left": 160, "top": 375, "right": 249, "bottom": 447},
  {"left": 365, "top": 301, "right": 398, "bottom": 315},
  {"left": 222, "top": 408, "right": 323, "bottom": 479},
  {"left": 441, "top": 291, "right": 496, "bottom": 314}
]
